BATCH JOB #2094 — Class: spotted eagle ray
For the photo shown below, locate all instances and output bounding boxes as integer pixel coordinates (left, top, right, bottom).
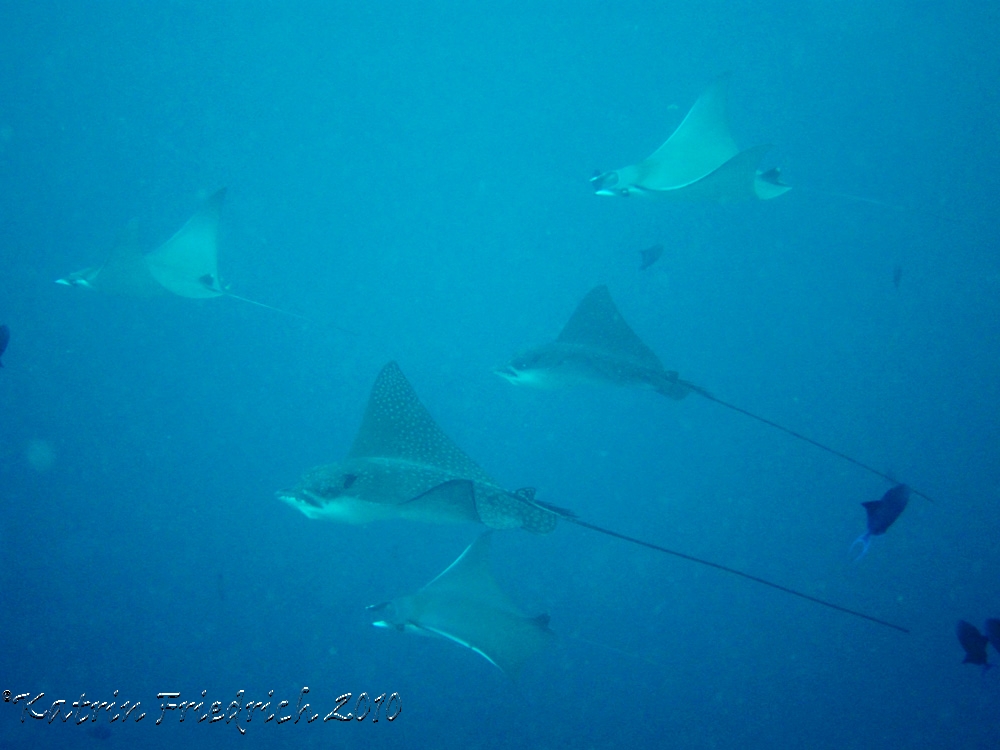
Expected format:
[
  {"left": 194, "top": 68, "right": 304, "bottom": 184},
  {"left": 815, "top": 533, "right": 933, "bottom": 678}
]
[
  {"left": 590, "top": 73, "right": 791, "bottom": 202},
  {"left": 366, "top": 532, "right": 555, "bottom": 677},
  {"left": 589, "top": 74, "right": 978, "bottom": 223},
  {"left": 495, "top": 285, "right": 935, "bottom": 503},
  {"left": 57, "top": 189, "right": 306, "bottom": 318},
  {"left": 279, "top": 361, "right": 908, "bottom": 633}
]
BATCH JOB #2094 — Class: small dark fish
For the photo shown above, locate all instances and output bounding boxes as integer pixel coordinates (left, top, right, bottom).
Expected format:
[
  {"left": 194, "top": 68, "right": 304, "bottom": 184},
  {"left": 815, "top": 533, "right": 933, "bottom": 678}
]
[
  {"left": 985, "top": 618, "right": 1000, "bottom": 655},
  {"left": 851, "top": 483, "right": 910, "bottom": 559},
  {"left": 957, "top": 620, "right": 990, "bottom": 668},
  {"left": 893, "top": 265, "right": 903, "bottom": 289},
  {"left": 85, "top": 724, "right": 112, "bottom": 740},
  {"left": 639, "top": 244, "right": 664, "bottom": 271},
  {"left": 0, "top": 324, "right": 8, "bottom": 367}
]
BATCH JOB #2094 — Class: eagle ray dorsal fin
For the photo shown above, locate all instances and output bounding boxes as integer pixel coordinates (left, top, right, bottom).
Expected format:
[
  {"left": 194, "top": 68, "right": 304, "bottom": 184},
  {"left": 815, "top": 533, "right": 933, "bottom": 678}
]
[
  {"left": 556, "top": 286, "right": 665, "bottom": 370},
  {"left": 145, "top": 188, "right": 226, "bottom": 299},
  {"left": 347, "top": 362, "right": 495, "bottom": 482}
]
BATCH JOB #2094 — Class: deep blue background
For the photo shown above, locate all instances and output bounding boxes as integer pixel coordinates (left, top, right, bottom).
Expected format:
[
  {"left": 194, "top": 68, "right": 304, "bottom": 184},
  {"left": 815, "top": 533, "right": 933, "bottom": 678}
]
[{"left": 1, "top": 2, "right": 998, "bottom": 748}]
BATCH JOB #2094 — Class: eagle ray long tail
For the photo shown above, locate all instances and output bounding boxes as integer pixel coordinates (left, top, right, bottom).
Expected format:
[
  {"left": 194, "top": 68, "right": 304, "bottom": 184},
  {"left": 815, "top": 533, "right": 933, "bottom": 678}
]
[
  {"left": 223, "top": 291, "right": 355, "bottom": 335},
  {"left": 566, "top": 633, "right": 664, "bottom": 668},
  {"left": 690, "top": 388, "right": 935, "bottom": 504},
  {"left": 564, "top": 516, "right": 909, "bottom": 634},
  {"left": 797, "top": 186, "right": 976, "bottom": 227}
]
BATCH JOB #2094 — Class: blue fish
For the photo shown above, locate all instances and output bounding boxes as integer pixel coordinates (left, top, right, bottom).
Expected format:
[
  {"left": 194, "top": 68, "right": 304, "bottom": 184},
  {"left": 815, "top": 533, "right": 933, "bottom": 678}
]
[
  {"left": 851, "top": 484, "right": 910, "bottom": 560},
  {"left": 985, "top": 618, "right": 1000, "bottom": 656},
  {"left": 0, "top": 324, "right": 8, "bottom": 367},
  {"left": 957, "top": 620, "right": 990, "bottom": 670}
]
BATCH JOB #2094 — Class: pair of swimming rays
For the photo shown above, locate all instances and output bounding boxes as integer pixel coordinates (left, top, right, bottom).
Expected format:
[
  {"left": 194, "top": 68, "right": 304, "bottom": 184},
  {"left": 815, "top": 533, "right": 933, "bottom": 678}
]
[
  {"left": 279, "top": 286, "right": 921, "bottom": 676},
  {"left": 56, "top": 74, "right": 770, "bottom": 311},
  {"left": 56, "top": 188, "right": 302, "bottom": 319},
  {"left": 53, "top": 74, "right": 886, "bottom": 320}
]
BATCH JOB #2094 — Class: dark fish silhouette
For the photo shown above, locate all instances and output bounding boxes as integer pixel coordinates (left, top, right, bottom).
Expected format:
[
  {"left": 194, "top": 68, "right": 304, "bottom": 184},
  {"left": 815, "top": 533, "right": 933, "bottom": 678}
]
[
  {"left": 0, "top": 324, "right": 8, "bottom": 367},
  {"left": 639, "top": 244, "right": 664, "bottom": 270},
  {"left": 957, "top": 620, "right": 990, "bottom": 669},
  {"left": 892, "top": 265, "right": 903, "bottom": 289},
  {"left": 985, "top": 618, "right": 1000, "bottom": 655},
  {"left": 851, "top": 484, "right": 910, "bottom": 560},
  {"left": 280, "top": 361, "right": 909, "bottom": 633}
]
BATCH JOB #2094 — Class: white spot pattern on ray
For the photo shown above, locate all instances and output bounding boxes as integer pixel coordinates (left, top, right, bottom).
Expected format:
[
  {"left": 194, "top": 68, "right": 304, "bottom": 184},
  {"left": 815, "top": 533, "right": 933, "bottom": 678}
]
[{"left": 348, "top": 361, "right": 496, "bottom": 484}]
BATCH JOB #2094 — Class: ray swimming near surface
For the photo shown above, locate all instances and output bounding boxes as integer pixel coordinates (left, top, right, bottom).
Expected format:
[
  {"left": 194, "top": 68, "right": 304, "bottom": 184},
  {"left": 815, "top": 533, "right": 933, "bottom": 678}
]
[
  {"left": 279, "top": 361, "right": 908, "bottom": 633},
  {"left": 367, "top": 532, "right": 555, "bottom": 678},
  {"left": 56, "top": 189, "right": 311, "bottom": 320},
  {"left": 590, "top": 73, "right": 791, "bottom": 202},
  {"left": 850, "top": 484, "right": 910, "bottom": 560},
  {"left": 495, "top": 285, "right": 936, "bottom": 504}
]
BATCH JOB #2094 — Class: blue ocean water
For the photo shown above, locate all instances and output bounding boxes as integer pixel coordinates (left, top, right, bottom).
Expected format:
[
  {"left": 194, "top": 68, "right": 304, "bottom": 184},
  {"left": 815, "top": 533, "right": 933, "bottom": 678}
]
[{"left": 1, "top": 1, "right": 998, "bottom": 748}]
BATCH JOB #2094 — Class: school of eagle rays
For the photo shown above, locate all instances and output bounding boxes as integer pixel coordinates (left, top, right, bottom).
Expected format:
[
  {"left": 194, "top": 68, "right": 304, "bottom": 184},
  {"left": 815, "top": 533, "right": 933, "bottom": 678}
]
[{"left": 53, "top": 73, "right": 941, "bottom": 677}]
